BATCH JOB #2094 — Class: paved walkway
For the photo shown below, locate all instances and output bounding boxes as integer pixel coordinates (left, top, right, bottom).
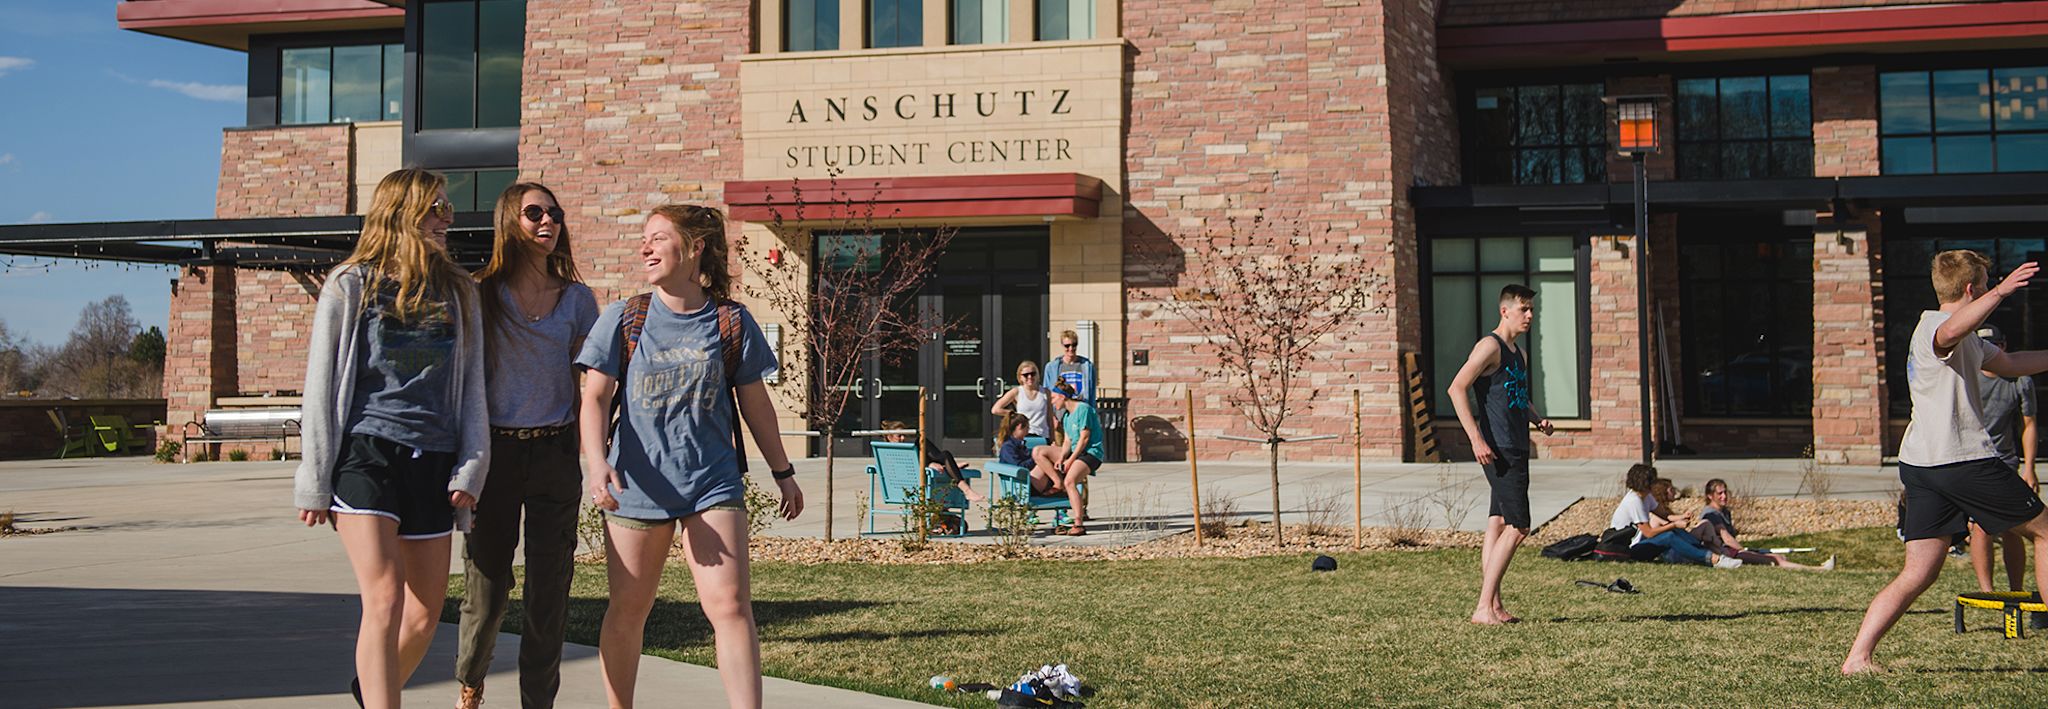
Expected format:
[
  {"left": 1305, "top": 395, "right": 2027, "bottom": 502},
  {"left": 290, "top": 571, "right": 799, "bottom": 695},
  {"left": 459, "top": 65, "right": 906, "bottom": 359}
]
[
  {"left": 0, "top": 453, "right": 1901, "bottom": 707},
  {"left": 0, "top": 458, "right": 934, "bottom": 709}
]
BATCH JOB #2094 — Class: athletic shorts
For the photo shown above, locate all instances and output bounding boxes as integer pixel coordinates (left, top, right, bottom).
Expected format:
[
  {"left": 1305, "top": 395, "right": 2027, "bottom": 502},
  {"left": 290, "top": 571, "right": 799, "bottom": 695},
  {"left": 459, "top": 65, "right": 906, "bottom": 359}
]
[
  {"left": 605, "top": 498, "right": 746, "bottom": 530},
  {"left": 1898, "top": 457, "right": 2046, "bottom": 541},
  {"left": 1484, "top": 448, "right": 1532, "bottom": 530},
  {"left": 329, "top": 433, "right": 457, "bottom": 540},
  {"left": 1075, "top": 453, "right": 1102, "bottom": 472}
]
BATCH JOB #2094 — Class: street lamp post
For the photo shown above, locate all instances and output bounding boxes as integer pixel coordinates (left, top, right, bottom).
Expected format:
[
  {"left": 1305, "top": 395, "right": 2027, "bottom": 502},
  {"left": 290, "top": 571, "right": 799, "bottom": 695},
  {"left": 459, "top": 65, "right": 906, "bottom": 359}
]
[{"left": 1610, "top": 96, "right": 1663, "bottom": 467}]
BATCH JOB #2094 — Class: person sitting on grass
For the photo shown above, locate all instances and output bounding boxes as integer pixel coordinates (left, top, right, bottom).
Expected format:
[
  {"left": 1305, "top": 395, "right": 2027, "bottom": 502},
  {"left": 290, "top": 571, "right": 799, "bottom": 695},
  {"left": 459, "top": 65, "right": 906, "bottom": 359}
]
[
  {"left": 995, "top": 413, "right": 1035, "bottom": 468},
  {"left": 1692, "top": 478, "right": 1834, "bottom": 571},
  {"left": 1607, "top": 463, "right": 1741, "bottom": 569},
  {"left": 880, "top": 420, "right": 986, "bottom": 504}
]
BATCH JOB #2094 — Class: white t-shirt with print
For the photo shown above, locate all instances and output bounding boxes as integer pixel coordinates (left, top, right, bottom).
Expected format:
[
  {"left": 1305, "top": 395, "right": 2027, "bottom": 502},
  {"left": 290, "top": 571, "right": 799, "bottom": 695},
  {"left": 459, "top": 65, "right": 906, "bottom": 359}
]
[
  {"left": 1608, "top": 491, "right": 1655, "bottom": 546},
  {"left": 1898, "top": 310, "right": 2001, "bottom": 467}
]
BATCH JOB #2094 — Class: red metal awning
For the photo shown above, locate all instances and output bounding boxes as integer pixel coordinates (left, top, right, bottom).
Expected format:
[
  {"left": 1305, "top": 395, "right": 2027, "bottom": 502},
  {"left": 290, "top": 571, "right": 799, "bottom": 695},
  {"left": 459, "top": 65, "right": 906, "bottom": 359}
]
[{"left": 724, "top": 173, "right": 1105, "bottom": 223}]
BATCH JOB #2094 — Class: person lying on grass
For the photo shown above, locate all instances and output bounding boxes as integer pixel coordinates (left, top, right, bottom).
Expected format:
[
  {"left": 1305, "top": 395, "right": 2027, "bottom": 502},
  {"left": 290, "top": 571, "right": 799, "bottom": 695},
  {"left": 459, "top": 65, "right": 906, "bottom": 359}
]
[
  {"left": 1607, "top": 464, "right": 1741, "bottom": 568},
  {"left": 1691, "top": 478, "right": 1834, "bottom": 571}
]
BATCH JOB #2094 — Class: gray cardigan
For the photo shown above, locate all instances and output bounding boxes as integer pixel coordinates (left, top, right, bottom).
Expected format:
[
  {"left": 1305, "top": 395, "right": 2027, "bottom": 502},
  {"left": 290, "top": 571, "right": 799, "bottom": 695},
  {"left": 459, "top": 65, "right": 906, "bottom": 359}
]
[{"left": 293, "top": 265, "right": 490, "bottom": 529}]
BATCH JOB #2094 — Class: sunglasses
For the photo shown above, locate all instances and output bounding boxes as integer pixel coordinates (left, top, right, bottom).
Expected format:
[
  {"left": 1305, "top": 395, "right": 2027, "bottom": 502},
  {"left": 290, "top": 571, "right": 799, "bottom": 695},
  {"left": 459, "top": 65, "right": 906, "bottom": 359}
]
[
  {"left": 428, "top": 198, "right": 454, "bottom": 219},
  {"left": 1062, "top": 343, "right": 1077, "bottom": 349},
  {"left": 522, "top": 204, "right": 567, "bottom": 224},
  {"left": 1019, "top": 371, "right": 1038, "bottom": 378}
]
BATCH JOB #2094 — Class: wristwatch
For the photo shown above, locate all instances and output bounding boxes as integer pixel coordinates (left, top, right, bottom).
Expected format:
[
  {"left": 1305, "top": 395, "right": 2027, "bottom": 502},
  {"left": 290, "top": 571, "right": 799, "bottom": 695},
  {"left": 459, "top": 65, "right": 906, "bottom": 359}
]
[{"left": 771, "top": 465, "right": 796, "bottom": 480}]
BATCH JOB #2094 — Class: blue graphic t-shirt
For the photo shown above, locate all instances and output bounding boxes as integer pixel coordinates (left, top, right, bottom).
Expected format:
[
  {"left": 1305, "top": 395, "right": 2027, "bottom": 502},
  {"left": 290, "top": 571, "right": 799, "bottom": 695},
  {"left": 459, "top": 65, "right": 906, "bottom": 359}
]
[
  {"left": 351, "top": 285, "right": 459, "bottom": 451},
  {"left": 575, "top": 296, "right": 777, "bottom": 519},
  {"left": 1473, "top": 333, "right": 1531, "bottom": 453}
]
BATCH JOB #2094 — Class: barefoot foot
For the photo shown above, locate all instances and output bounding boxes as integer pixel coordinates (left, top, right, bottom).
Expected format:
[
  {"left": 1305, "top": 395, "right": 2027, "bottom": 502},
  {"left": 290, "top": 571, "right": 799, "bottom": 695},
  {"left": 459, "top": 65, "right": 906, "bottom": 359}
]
[{"left": 1840, "top": 658, "right": 1885, "bottom": 675}]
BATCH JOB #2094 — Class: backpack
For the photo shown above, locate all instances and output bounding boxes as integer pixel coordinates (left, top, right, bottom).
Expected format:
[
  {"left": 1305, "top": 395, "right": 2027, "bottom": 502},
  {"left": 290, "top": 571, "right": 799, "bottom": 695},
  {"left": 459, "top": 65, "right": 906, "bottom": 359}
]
[
  {"left": 1541, "top": 533, "right": 1597, "bottom": 561},
  {"left": 609, "top": 293, "right": 749, "bottom": 473},
  {"left": 1591, "top": 527, "right": 1637, "bottom": 561}
]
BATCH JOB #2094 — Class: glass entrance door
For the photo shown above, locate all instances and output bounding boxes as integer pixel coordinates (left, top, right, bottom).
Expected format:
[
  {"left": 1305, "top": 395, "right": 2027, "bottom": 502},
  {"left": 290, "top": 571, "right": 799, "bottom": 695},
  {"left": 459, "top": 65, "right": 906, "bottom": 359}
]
[{"left": 823, "top": 229, "right": 1049, "bottom": 458}]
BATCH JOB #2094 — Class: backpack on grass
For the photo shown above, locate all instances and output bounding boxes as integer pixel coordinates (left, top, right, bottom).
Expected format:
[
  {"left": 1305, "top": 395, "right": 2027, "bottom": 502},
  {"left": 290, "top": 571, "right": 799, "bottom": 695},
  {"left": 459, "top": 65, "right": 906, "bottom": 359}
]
[
  {"left": 1591, "top": 527, "right": 1637, "bottom": 561},
  {"left": 1541, "top": 533, "right": 1598, "bottom": 561}
]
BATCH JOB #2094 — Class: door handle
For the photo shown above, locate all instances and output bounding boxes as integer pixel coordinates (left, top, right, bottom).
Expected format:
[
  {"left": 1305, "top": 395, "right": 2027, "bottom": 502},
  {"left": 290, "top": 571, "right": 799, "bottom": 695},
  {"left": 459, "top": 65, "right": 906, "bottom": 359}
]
[
  {"left": 995, "top": 377, "right": 1007, "bottom": 396},
  {"left": 976, "top": 377, "right": 987, "bottom": 399},
  {"left": 851, "top": 377, "right": 865, "bottom": 400},
  {"left": 871, "top": 379, "right": 884, "bottom": 400}
]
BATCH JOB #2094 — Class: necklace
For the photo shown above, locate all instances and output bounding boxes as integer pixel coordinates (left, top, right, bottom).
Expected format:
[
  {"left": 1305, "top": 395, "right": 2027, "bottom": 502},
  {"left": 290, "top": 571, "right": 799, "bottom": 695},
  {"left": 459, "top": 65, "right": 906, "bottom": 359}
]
[{"left": 508, "top": 281, "right": 559, "bottom": 323}]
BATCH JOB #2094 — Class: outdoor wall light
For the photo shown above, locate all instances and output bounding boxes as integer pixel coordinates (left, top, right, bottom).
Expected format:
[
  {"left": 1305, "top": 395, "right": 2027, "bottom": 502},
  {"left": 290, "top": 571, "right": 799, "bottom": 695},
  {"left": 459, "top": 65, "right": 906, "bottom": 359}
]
[{"left": 1607, "top": 95, "right": 1664, "bottom": 156}]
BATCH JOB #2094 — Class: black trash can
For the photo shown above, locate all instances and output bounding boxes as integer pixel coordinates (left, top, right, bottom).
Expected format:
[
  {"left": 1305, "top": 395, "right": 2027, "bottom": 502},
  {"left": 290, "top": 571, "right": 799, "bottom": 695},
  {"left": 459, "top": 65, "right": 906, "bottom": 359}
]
[{"left": 1095, "top": 397, "right": 1128, "bottom": 463}]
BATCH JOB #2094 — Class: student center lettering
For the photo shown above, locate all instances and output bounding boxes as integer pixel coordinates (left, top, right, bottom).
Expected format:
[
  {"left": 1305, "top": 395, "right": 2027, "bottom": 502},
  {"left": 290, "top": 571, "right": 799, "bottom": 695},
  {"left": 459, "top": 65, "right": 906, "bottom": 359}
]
[{"left": 28, "top": 0, "right": 2048, "bottom": 468}]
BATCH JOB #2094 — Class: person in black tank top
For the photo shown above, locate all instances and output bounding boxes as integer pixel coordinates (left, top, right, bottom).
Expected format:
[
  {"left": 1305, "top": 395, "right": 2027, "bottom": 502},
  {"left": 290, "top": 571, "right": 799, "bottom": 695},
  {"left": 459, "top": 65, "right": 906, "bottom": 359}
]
[{"left": 1449, "top": 284, "right": 1555, "bottom": 626}]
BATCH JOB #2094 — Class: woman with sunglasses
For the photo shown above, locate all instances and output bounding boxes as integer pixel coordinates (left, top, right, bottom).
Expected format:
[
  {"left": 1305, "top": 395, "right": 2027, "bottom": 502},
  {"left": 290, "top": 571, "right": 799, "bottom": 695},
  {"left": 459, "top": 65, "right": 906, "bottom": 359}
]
[
  {"left": 294, "top": 168, "right": 489, "bottom": 708},
  {"left": 990, "top": 360, "right": 1054, "bottom": 440},
  {"left": 452, "top": 183, "right": 599, "bottom": 709}
]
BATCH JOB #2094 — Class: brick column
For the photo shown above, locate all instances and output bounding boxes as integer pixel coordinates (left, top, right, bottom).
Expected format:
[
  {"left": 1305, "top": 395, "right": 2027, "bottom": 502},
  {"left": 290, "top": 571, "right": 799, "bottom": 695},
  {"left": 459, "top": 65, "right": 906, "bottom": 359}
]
[
  {"left": 162, "top": 266, "right": 237, "bottom": 431},
  {"left": 1813, "top": 213, "right": 1887, "bottom": 465},
  {"left": 1813, "top": 65, "right": 1878, "bottom": 179},
  {"left": 1557, "top": 233, "right": 1655, "bottom": 460}
]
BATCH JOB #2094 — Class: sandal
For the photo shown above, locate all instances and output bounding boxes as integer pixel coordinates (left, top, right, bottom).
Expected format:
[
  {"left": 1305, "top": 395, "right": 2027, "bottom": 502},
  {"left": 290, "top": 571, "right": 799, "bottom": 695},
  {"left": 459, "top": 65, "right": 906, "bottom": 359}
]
[{"left": 1057, "top": 525, "right": 1087, "bottom": 536}]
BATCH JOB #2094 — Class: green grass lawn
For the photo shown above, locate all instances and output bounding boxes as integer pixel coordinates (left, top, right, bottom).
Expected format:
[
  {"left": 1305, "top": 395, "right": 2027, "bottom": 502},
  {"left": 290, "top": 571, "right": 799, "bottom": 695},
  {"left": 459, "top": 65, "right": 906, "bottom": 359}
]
[{"left": 445, "top": 528, "right": 2048, "bottom": 707}]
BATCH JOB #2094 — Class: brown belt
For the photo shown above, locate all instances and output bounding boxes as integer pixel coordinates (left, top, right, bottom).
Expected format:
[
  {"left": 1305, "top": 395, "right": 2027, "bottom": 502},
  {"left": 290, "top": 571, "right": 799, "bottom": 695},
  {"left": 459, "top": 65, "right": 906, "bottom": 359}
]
[{"left": 491, "top": 423, "right": 571, "bottom": 440}]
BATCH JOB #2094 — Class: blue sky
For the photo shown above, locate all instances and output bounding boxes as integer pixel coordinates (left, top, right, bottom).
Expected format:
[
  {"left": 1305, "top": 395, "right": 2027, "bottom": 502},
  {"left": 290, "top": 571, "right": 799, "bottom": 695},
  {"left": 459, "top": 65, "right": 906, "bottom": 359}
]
[{"left": 0, "top": 0, "right": 245, "bottom": 346}]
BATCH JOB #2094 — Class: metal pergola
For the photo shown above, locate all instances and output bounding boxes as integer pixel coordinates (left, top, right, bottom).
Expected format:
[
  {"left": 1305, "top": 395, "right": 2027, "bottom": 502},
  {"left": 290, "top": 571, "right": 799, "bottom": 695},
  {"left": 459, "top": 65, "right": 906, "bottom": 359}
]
[{"left": 0, "top": 213, "right": 496, "bottom": 271}]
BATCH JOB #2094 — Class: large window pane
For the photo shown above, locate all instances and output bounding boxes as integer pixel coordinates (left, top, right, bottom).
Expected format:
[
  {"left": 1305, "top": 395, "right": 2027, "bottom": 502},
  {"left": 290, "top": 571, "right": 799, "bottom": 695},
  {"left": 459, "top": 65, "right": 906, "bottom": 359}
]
[
  {"left": 1997, "top": 133, "right": 2048, "bottom": 172},
  {"left": 1771, "top": 140, "right": 1814, "bottom": 178},
  {"left": 1936, "top": 134, "right": 1994, "bottom": 173},
  {"left": 1722, "top": 141, "right": 1768, "bottom": 180},
  {"left": 331, "top": 45, "right": 382, "bottom": 123},
  {"left": 1932, "top": 69, "right": 1991, "bottom": 134},
  {"left": 953, "top": 0, "right": 1007, "bottom": 44},
  {"left": 1037, "top": 0, "right": 1094, "bottom": 41},
  {"left": 871, "top": 0, "right": 922, "bottom": 48},
  {"left": 422, "top": 1, "right": 478, "bottom": 130},
  {"left": 787, "top": 0, "right": 840, "bottom": 51},
  {"left": 1530, "top": 236, "right": 1574, "bottom": 273},
  {"left": 1515, "top": 86, "right": 1559, "bottom": 146},
  {"left": 476, "top": 0, "right": 524, "bottom": 129},
  {"left": 382, "top": 44, "right": 404, "bottom": 120},
  {"left": 1770, "top": 74, "right": 1811, "bottom": 137},
  {"left": 1430, "top": 276, "right": 1479, "bottom": 414},
  {"left": 444, "top": 170, "right": 477, "bottom": 213},
  {"left": 1718, "top": 77, "right": 1768, "bottom": 139},
  {"left": 1432, "top": 236, "right": 1584, "bottom": 419},
  {"left": 1883, "top": 137, "right": 1935, "bottom": 174},
  {"left": 472, "top": 169, "right": 517, "bottom": 211},
  {"left": 1880, "top": 72, "right": 1932, "bottom": 135},
  {"left": 1531, "top": 273, "right": 1580, "bottom": 418},
  {"left": 1562, "top": 84, "right": 1604, "bottom": 144},
  {"left": 1478, "top": 238, "right": 1525, "bottom": 272},
  {"left": 1432, "top": 238, "right": 1475, "bottom": 272},
  {"left": 281, "top": 47, "right": 331, "bottom": 124},
  {"left": 1994, "top": 67, "right": 2048, "bottom": 131},
  {"left": 1676, "top": 79, "right": 1718, "bottom": 141}
]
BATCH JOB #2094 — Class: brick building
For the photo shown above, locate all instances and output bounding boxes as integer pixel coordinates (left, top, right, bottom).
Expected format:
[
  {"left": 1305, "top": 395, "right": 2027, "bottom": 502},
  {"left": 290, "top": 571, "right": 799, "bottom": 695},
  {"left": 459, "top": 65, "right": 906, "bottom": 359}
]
[{"left": 41, "top": 0, "right": 2048, "bottom": 464}]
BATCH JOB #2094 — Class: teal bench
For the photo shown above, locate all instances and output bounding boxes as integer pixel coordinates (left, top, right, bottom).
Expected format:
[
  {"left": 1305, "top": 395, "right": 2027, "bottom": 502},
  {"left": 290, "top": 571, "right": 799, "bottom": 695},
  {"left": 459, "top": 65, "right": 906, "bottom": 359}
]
[
  {"left": 983, "top": 436, "right": 1085, "bottom": 530},
  {"left": 864, "top": 440, "right": 979, "bottom": 536}
]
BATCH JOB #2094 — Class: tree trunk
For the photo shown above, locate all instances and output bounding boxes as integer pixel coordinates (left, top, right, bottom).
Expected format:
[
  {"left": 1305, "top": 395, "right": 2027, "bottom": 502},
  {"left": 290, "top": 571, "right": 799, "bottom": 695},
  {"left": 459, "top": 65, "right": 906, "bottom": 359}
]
[
  {"left": 824, "top": 437, "right": 836, "bottom": 541},
  {"left": 1269, "top": 441, "right": 1283, "bottom": 545}
]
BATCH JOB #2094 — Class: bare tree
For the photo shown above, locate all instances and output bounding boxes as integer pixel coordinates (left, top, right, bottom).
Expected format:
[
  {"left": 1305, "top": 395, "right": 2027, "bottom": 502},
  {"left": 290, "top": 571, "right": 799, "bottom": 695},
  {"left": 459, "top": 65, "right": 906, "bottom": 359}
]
[
  {"left": 1134, "top": 213, "right": 1389, "bottom": 543},
  {"left": 736, "top": 174, "right": 957, "bottom": 540}
]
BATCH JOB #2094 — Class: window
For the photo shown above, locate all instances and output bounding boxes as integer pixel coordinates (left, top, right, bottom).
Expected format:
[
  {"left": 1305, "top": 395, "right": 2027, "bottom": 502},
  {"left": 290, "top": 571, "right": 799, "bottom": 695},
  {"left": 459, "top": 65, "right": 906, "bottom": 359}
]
[
  {"left": 1430, "top": 236, "right": 1582, "bottom": 419},
  {"left": 1036, "top": 0, "right": 1094, "bottom": 40},
  {"left": 953, "top": 0, "right": 1008, "bottom": 45},
  {"left": 1675, "top": 75, "right": 1813, "bottom": 180},
  {"left": 869, "top": 0, "right": 922, "bottom": 48},
  {"left": 1464, "top": 83, "right": 1606, "bottom": 185},
  {"left": 1678, "top": 235, "right": 1813, "bottom": 417},
  {"left": 1881, "top": 66, "right": 2048, "bottom": 174},
  {"left": 1884, "top": 236, "right": 2048, "bottom": 416},
  {"left": 787, "top": 0, "right": 840, "bottom": 51},
  {"left": 443, "top": 168, "right": 518, "bottom": 212},
  {"left": 280, "top": 44, "right": 403, "bottom": 125},
  {"left": 420, "top": 0, "right": 525, "bottom": 131}
]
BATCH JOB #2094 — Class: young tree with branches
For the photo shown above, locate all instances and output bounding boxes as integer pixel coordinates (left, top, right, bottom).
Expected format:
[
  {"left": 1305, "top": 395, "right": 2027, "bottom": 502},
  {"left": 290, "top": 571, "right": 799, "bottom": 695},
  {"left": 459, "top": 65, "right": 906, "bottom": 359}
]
[
  {"left": 1136, "top": 213, "right": 1389, "bottom": 543},
  {"left": 736, "top": 176, "right": 956, "bottom": 540}
]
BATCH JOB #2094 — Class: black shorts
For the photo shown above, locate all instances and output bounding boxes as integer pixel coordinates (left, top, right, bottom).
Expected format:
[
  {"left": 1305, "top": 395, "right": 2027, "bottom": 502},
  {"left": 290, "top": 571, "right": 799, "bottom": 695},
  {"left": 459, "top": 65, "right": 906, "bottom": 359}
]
[
  {"left": 1899, "top": 457, "right": 2046, "bottom": 541},
  {"left": 1075, "top": 453, "right": 1102, "bottom": 472},
  {"left": 1484, "top": 449, "right": 1532, "bottom": 530},
  {"left": 330, "top": 433, "right": 458, "bottom": 540}
]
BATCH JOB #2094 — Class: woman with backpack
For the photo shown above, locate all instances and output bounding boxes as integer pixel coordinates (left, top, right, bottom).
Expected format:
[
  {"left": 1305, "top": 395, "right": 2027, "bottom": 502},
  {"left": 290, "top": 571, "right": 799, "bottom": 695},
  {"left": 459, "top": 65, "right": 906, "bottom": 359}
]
[
  {"left": 575, "top": 204, "right": 803, "bottom": 708},
  {"left": 293, "top": 168, "right": 489, "bottom": 708},
  {"left": 452, "top": 182, "right": 599, "bottom": 709}
]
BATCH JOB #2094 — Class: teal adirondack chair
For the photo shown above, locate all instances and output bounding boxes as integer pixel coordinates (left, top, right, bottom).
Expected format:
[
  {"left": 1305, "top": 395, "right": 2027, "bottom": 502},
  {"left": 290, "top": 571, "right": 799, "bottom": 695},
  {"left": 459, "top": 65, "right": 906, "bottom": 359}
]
[
  {"left": 864, "top": 441, "right": 978, "bottom": 536},
  {"left": 983, "top": 436, "right": 1083, "bottom": 530}
]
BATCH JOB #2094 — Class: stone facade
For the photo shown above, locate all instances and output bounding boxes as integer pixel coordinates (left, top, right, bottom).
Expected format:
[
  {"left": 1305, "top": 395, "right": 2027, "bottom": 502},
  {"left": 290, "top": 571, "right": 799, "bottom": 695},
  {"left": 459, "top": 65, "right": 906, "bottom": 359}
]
[{"left": 1441, "top": 0, "right": 1992, "bottom": 26}]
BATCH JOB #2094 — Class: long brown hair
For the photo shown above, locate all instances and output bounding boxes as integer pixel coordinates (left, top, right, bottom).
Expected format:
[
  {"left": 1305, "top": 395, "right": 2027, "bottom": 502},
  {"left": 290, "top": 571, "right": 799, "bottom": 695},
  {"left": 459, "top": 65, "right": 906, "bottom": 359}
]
[
  {"left": 477, "top": 182, "right": 582, "bottom": 342},
  {"left": 340, "top": 168, "right": 468, "bottom": 322},
  {"left": 649, "top": 204, "right": 732, "bottom": 301},
  {"left": 993, "top": 412, "right": 1030, "bottom": 454}
]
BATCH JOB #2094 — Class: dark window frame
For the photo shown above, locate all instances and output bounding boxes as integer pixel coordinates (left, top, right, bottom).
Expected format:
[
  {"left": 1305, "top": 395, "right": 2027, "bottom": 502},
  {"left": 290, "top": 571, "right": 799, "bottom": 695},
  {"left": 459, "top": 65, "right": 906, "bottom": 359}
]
[
  {"left": 1879, "top": 64, "right": 2048, "bottom": 175},
  {"left": 247, "top": 30, "right": 404, "bottom": 128},
  {"left": 1421, "top": 232, "right": 1594, "bottom": 420},
  {"left": 1672, "top": 73, "right": 1815, "bottom": 181},
  {"left": 404, "top": 0, "right": 522, "bottom": 171},
  {"left": 1459, "top": 82, "right": 1609, "bottom": 186},
  {"left": 1881, "top": 223, "right": 2048, "bottom": 417},
  {"left": 1676, "top": 224, "right": 1815, "bottom": 418}
]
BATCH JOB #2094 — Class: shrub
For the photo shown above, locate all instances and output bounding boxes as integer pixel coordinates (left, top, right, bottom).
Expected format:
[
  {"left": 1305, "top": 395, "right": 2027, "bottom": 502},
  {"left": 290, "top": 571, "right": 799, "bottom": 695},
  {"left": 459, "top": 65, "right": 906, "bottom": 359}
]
[
  {"left": 1198, "top": 486, "right": 1240, "bottom": 539},
  {"left": 742, "top": 474, "right": 779, "bottom": 537},
  {"left": 189, "top": 448, "right": 214, "bottom": 462},
  {"left": 154, "top": 439, "right": 182, "bottom": 464},
  {"left": 1381, "top": 495, "right": 1429, "bottom": 547},
  {"left": 269, "top": 447, "right": 285, "bottom": 462},
  {"left": 1, "top": 509, "right": 14, "bottom": 535},
  {"left": 1300, "top": 483, "right": 1345, "bottom": 537},
  {"left": 987, "top": 494, "right": 1036, "bottom": 554},
  {"left": 226, "top": 449, "right": 250, "bottom": 462}
]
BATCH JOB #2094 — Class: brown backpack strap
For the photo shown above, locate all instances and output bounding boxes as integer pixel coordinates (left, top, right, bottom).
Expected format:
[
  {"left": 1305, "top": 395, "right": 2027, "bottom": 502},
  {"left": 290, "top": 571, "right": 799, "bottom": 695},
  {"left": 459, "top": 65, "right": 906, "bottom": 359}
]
[
  {"left": 607, "top": 294, "right": 654, "bottom": 442},
  {"left": 717, "top": 300, "right": 748, "bottom": 474}
]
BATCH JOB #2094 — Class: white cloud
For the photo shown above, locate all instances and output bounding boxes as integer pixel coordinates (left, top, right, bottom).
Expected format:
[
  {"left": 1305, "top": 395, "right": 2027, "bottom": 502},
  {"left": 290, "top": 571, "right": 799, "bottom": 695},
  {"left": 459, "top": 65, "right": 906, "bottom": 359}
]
[
  {"left": 0, "top": 57, "right": 33, "bottom": 78},
  {"left": 146, "top": 78, "right": 244, "bottom": 103},
  {"left": 0, "top": 154, "right": 13, "bottom": 166},
  {"left": 27, "top": 211, "right": 54, "bottom": 223}
]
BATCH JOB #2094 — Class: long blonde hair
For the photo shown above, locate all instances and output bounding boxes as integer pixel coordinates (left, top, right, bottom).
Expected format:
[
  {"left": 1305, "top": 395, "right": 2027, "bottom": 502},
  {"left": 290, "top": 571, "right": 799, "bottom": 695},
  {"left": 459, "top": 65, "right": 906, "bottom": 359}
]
[
  {"left": 340, "top": 168, "right": 468, "bottom": 322},
  {"left": 477, "top": 182, "right": 582, "bottom": 340},
  {"left": 649, "top": 204, "right": 732, "bottom": 301}
]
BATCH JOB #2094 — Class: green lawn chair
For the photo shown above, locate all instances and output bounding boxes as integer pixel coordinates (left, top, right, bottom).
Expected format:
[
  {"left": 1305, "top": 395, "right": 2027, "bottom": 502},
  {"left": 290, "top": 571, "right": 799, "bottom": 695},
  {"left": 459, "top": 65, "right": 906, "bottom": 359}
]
[
  {"left": 89, "top": 414, "right": 152, "bottom": 455},
  {"left": 864, "top": 440, "right": 976, "bottom": 537},
  {"left": 47, "top": 409, "right": 94, "bottom": 458}
]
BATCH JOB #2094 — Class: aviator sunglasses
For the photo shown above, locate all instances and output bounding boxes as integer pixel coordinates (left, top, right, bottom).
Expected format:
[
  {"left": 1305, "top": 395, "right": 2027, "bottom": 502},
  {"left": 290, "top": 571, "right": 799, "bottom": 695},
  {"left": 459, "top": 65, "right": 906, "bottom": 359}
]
[{"left": 522, "top": 204, "right": 567, "bottom": 224}]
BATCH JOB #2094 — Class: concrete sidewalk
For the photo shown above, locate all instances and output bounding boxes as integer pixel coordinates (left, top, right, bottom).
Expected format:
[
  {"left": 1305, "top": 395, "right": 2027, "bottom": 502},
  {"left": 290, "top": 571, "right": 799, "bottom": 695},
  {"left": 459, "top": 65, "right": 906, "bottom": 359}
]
[{"left": 0, "top": 458, "right": 934, "bottom": 709}]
